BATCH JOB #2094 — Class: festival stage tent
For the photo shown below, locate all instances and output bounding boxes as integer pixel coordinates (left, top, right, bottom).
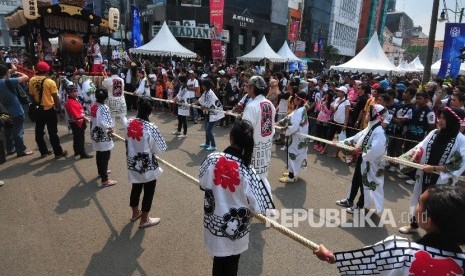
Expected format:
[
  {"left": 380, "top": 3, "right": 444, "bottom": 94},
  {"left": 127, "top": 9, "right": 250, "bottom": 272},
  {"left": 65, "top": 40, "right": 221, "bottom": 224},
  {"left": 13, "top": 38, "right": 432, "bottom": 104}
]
[
  {"left": 408, "top": 56, "right": 424, "bottom": 72},
  {"left": 237, "top": 37, "right": 287, "bottom": 63},
  {"left": 330, "top": 32, "right": 401, "bottom": 75},
  {"left": 129, "top": 22, "right": 196, "bottom": 58},
  {"left": 431, "top": 59, "right": 465, "bottom": 75},
  {"left": 277, "top": 41, "right": 302, "bottom": 62}
]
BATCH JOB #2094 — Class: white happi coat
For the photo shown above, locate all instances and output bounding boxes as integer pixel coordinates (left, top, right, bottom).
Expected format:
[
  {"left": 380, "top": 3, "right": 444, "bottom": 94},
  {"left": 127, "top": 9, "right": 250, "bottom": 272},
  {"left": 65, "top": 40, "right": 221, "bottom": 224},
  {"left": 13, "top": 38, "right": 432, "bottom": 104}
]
[
  {"left": 90, "top": 103, "right": 114, "bottom": 151},
  {"left": 344, "top": 121, "right": 387, "bottom": 213},
  {"left": 400, "top": 129, "right": 465, "bottom": 214},
  {"left": 134, "top": 77, "right": 150, "bottom": 96},
  {"left": 335, "top": 235, "right": 465, "bottom": 275},
  {"left": 199, "top": 152, "right": 274, "bottom": 257},
  {"left": 102, "top": 74, "right": 127, "bottom": 118},
  {"left": 198, "top": 89, "right": 225, "bottom": 122},
  {"left": 176, "top": 86, "right": 190, "bottom": 116},
  {"left": 242, "top": 94, "right": 276, "bottom": 180},
  {"left": 282, "top": 106, "right": 309, "bottom": 177},
  {"left": 77, "top": 76, "right": 96, "bottom": 112},
  {"left": 126, "top": 118, "right": 167, "bottom": 184}
]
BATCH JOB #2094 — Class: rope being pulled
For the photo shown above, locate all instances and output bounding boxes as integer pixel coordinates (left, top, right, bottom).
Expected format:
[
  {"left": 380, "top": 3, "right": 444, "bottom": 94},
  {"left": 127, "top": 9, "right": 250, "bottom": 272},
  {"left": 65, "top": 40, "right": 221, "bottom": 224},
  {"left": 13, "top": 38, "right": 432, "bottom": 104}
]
[{"left": 112, "top": 133, "right": 319, "bottom": 251}]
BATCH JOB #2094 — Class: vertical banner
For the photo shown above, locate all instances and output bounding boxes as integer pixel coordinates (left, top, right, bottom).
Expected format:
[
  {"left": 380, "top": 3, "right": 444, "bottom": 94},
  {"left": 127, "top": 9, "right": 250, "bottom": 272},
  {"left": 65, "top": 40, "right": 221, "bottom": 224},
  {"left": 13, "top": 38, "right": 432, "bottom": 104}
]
[
  {"left": 210, "top": 0, "right": 224, "bottom": 60},
  {"left": 438, "top": 23, "right": 465, "bottom": 78},
  {"left": 131, "top": 4, "right": 142, "bottom": 48},
  {"left": 289, "top": 21, "right": 300, "bottom": 42},
  {"left": 317, "top": 38, "right": 324, "bottom": 60}
]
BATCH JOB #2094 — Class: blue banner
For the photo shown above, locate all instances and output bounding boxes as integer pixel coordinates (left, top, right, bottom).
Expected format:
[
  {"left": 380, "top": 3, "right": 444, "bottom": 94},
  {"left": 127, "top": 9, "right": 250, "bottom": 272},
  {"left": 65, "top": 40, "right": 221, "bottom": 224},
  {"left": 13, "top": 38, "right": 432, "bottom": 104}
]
[
  {"left": 131, "top": 5, "right": 142, "bottom": 48},
  {"left": 438, "top": 23, "right": 465, "bottom": 78}
]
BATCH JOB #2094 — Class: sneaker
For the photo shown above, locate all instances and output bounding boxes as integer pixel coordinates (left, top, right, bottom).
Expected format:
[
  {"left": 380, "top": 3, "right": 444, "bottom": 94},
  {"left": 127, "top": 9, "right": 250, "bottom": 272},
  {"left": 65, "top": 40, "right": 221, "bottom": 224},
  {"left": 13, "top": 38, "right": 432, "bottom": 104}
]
[
  {"left": 178, "top": 134, "right": 187, "bottom": 138},
  {"left": 313, "top": 145, "right": 319, "bottom": 151},
  {"left": 346, "top": 206, "right": 361, "bottom": 214},
  {"left": 199, "top": 144, "right": 208, "bottom": 149},
  {"left": 336, "top": 198, "right": 353, "bottom": 208},
  {"left": 0, "top": 180, "right": 4, "bottom": 187},
  {"left": 399, "top": 225, "right": 418, "bottom": 234},
  {"left": 405, "top": 179, "right": 416, "bottom": 186},
  {"left": 80, "top": 154, "right": 94, "bottom": 159},
  {"left": 397, "top": 173, "right": 409, "bottom": 179},
  {"left": 172, "top": 130, "right": 181, "bottom": 135},
  {"left": 279, "top": 176, "right": 297, "bottom": 183},
  {"left": 54, "top": 150, "right": 68, "bottom": 159},
  {"left": 280, "top": 146, "right": 287, "bottom": 151},
  {"left": 388, "top": 165, "right": 397, "bottom": 172},
  {"left": 40, "top": 150, "right": 53, "bottom": 158},
  {"left": 206, "top": 146, "right": 217, "bottom": 151}
]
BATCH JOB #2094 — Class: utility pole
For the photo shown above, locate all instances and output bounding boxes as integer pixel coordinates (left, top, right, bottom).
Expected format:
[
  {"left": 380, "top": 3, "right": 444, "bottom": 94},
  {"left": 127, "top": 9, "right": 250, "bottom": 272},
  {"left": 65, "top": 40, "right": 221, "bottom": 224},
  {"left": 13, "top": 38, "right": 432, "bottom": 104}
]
[{"left": 423, "top": 0, "right": 440, "bottom": 84}]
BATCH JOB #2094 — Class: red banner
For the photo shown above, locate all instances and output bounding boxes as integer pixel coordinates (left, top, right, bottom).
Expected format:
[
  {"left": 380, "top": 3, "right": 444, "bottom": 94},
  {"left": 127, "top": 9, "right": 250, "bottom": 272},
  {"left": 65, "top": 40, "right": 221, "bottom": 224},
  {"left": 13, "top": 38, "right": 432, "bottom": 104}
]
[
  {"left": 289, "top": 21, "right": 300, "bottom": 42},
  {"left": 210, "top": 0, "right": 224, "bottom": 36},
  {"left": 210, "top": 0, "right": 224, "bottom": 59},
  {"left": 211, "top": 40, "right": 223, "bottom": 60}
]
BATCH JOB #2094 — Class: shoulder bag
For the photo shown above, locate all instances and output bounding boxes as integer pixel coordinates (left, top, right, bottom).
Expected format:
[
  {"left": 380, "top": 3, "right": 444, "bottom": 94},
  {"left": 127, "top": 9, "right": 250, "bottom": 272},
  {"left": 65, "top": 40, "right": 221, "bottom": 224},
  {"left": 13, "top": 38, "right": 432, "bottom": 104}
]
[{"left": 28, "top": 78, "right": 47, "bottom": 122}]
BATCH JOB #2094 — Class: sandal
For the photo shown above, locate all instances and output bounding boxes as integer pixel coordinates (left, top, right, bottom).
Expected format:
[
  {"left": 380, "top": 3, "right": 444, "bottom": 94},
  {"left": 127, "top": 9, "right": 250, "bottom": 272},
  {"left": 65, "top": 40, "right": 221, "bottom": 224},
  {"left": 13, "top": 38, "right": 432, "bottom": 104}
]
[
  {"left": 101, "top": 180, "right": 117, "bottom": 188},
  {"left": 131, "top": 211, "right": 142, "bottom": 221}
]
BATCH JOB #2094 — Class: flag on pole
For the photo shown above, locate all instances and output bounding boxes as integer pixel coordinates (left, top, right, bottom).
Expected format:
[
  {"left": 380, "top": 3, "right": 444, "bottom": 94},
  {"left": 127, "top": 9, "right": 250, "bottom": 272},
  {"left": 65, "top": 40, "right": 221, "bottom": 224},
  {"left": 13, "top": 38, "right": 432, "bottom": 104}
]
[
  {"left": 438, "top": 23, "right": 465, "bottom": 78},
  {"left": 131, "top": 4, "right": 142, "bottom": 48}
]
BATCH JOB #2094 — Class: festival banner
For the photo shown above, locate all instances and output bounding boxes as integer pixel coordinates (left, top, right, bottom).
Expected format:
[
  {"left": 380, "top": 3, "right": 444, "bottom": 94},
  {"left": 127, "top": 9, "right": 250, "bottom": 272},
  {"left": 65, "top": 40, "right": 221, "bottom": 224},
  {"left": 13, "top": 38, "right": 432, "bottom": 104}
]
[
  {"left": 438, "top": 23, "right": 465, "bottom": 78},
  {"left": 131, "top": 4, "right": 142, "bottom": 48},
  {"left": 289, "top": 20, "right": 300, "bottom": 42},
  {"left": 210, "top": 0, "right": 224, "bottom": 59}
]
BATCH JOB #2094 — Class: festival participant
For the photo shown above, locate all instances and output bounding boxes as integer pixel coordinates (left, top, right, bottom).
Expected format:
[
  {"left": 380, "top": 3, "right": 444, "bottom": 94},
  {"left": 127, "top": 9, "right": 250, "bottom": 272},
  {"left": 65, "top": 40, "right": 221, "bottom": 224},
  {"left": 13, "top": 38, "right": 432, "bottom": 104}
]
[
  {"left": 327, "top": 86, "right": 350, "bottom": 158},
  {"left": 315, "top": 186, "right": 465, "bottom": 275},
  {"left": 199, "top": 120, "right": 274, "bottom": 276},
  {"left": 76, "top": 69, "right": 96, "bottom": 113},
  {"left": 102, "top": 65, "right": 127, "bottom": 127},
  {"left": 90, "top": 37, "right": 103, "bottom": 73},
  {"left": 198, "top": 79, "right": 224, "bottom": 151},
  {"left": 58, "top": 66, "right": 76, "bottom": 133},
  {"left": 29, "top": 61, "right": 67, "bottom": 159},
  {"left": 90, "top": 88, "right": 117, "bottom": 188},
  {"left": 134, "top": 67, "right": 150, "bottom": 97},
  {"left": 398, "top": 106, "right": 465, "bottom": 234},
  {"left": 336, "top": 104, "right": 388, "bottom": 214},
  {"left": 65, "top": 85, "right": 92, "bottom": 159},
  {"left": 187, "top": 70, "right": 200, "bottom": 124},
  {"left": 278, "top": 91, "right": 309, "bottom": 183},
  {"left": 126, "top": 96, "right": 167, "bottom": 228},
  {"left": 172, "top": 75, "right": 189, "bottom": 138},
  {"left": 242, "top": 76, "right": 276, "bottom": 193}
]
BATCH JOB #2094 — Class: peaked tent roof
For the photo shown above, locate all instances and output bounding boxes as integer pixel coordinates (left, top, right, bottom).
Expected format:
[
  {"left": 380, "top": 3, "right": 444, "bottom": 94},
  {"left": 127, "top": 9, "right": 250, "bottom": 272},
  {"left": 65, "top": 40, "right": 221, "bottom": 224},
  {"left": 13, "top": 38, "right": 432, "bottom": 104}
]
[
  {"left": 237, "top": 36, "right": 287, "bottom": 63},
  {"left": 431, "top": 59, "right": 465, "bottom": 74},
  {"left": 408, "top": 56, "right": 424, "bottom": 71},
  {"left": 396, "top": 60, "right": 410, "bottom": 71},
  {"left": 277, "top": 41, "right": 302, "bottom": 62},
  {"left": 331, "top": 32, "right": 401, "bottom": 75},
  {"left": 129, "top": 22, "right": 196, "bottom": 58}
]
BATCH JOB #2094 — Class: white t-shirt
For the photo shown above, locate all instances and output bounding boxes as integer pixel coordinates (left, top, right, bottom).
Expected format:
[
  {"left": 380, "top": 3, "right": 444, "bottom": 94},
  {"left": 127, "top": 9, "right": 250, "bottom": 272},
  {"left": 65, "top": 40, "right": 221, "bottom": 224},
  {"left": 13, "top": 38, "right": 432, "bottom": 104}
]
[
  {"left": 186, "top": 78, "right": 199, "bottom": 98},
  {"left": 332, "top": 97, "right": 350, "bottom": 124}
]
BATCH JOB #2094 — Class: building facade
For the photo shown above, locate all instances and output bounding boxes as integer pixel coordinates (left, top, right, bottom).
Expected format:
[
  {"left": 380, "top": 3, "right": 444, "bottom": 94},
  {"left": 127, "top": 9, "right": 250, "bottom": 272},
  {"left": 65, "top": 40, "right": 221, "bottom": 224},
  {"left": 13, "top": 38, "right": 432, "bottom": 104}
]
[
  {"left": 328, "top": 0, "right": 362, "bottom": 58},
  {"left": 356, "top": 0, "right": 389, "bottom": 53},
  {"left": 302, "top": 0, "right": 332, "bottom": 59},
  {"left": 0, "top": 0, "right": 23, "bottom": 48},
  {"left": 130, "top": 0, "right": 287, "bottom": 61}
]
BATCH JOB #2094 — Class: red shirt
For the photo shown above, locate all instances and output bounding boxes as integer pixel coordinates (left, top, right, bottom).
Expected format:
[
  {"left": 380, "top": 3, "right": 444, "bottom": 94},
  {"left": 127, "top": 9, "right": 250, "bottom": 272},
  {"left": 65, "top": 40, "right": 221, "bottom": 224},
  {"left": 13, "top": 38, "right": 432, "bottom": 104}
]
[{"left": 65, "top": 98, "right": 85, "bottom": 127}]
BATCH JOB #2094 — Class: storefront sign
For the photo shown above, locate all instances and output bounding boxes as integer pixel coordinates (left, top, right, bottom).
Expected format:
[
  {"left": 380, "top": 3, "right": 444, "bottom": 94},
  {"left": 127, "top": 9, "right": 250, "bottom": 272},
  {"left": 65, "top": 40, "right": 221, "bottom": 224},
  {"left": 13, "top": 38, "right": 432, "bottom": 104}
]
[
  {"left": 178, "top": 0, "right": 201, "bottom": 7},
  {"left": 152, "top": 25, "right": 214, "bottom": 40},
  {"left": 211, "top": 40, "right": 223, "bottom": 60},
  {"left": 232, "top": 14, "right": 254, "bottom": 27}
]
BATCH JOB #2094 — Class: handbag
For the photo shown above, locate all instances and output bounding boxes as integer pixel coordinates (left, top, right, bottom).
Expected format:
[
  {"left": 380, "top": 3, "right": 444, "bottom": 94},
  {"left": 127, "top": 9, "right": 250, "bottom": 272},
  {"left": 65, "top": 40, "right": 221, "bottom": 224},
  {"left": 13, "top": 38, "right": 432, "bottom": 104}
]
[
  {"left": 28, "top": 78, "right": 47, "bottom": 122},
  {"left": 5, "top": 79, "right": 30, "bottom": 105}
]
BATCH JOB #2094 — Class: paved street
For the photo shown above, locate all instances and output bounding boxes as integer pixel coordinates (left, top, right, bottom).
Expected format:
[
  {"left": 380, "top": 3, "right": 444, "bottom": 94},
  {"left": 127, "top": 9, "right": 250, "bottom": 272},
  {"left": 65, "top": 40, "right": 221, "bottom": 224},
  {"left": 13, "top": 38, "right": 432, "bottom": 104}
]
[{"left": 0, "top": 111, "right": 417, "bottom": 276}]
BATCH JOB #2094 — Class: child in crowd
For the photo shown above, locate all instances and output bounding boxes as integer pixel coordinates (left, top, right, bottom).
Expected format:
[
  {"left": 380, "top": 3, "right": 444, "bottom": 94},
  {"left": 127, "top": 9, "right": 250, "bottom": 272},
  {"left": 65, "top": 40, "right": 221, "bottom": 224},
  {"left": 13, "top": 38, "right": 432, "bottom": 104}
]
[
  {"left": 65, "top": 85, "right": 92, "bottom": 159},
  {"left": 126, "top": 96, "right": 167, "bottom": 228},
  {"left": 315, "top": 91, "right": 333, "bottom": 154},
  {"left": 155, "top": 79, "right": 164, "bottom": 111},
  {"left": 200, "top": 120, "right": 274, "bottom": 276},
  {"left": 90, "top": 88, "right": 117, "bottom": 187}
]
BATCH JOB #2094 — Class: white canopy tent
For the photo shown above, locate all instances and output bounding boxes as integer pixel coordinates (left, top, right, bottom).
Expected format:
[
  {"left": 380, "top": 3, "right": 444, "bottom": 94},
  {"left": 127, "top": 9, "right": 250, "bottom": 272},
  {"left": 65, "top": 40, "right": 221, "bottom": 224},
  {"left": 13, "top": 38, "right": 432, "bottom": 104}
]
[
  {"left": 431, "top": 59, "right": 465, "bottom": 75},
  {"left": 237, "top": 36, "right": 287, "bottom": 63},
  {"left": 129, "top": 21, "right": 196, "bottom": 58},
  {"left": 396, "top": 60, "right": 410, "bottom": 71},
  {"left": 331, "top": 32, "right": 402, "bottom": 75},
  {"left": 277, "top": 41, "right": 302, "bottom": 62},
  {"left": 408, "top": 56, "right": 424, "bottom": 72}
]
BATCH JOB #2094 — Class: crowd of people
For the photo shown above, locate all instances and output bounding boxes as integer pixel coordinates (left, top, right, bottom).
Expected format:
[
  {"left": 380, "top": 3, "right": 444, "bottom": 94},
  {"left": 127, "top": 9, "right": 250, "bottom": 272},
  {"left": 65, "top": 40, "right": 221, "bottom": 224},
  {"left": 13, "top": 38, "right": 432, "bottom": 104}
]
[{"left": 1, "top": 54, "right": 465, "bottom": 275}]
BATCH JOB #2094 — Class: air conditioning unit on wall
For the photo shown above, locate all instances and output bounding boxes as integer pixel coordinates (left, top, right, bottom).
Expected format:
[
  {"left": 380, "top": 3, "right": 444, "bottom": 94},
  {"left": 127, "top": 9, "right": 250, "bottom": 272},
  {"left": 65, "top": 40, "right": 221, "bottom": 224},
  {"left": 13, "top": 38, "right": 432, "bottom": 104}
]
[
  {"left": 167, "top": 21, "right": 181, "bottom": 26},
  {"left": 183, "top": 20, "right": 196, "bottom": 27}
]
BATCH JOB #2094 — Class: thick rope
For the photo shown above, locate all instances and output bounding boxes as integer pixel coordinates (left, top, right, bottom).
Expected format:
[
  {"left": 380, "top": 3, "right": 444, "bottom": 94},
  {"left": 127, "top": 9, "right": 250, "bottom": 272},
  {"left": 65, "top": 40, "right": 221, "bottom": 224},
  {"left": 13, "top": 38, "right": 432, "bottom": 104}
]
[{"left": 112, "top": 133, "right": 319, "bottom": 251}]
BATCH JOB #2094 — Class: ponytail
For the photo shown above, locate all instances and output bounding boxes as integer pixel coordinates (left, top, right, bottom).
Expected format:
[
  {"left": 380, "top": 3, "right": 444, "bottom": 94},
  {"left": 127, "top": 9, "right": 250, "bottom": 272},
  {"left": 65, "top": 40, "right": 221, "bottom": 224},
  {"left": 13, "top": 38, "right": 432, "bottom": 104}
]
[{"left": 230, "top": 120, "right": 255, "bottom": 166}]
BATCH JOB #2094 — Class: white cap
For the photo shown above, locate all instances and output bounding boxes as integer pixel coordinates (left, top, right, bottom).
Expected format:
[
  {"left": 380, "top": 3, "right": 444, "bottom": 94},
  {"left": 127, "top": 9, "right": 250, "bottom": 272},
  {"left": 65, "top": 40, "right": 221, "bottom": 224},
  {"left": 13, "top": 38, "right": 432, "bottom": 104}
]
[
  {"left": 218, "top": 70, "right": 225, "bottom": 75},
  {"left": 188, "top": 70, "right": 194, "bottom": 74},
  {"left": 201, "top": 73, "right": 208, "bottom": 80},
  {"left": 308, "top": 78, "right": 317, "bottom": 85},
  {"left": 337, "top": 86, "right": 348, "bottom": 94}
]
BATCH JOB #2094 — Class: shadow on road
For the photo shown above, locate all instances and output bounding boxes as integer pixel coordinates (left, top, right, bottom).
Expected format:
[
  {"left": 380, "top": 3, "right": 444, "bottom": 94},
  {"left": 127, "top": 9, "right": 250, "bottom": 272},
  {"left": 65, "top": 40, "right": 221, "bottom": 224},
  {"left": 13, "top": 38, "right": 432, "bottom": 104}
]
[
  {"left": 85, "top": 222, "right": 147, "bottom": 276},
  {"left": 238, "top": 222, "right": 267, "bottom": 276},
  {"left": 274, "top": 180, "right": 308, "bottom": 209}
]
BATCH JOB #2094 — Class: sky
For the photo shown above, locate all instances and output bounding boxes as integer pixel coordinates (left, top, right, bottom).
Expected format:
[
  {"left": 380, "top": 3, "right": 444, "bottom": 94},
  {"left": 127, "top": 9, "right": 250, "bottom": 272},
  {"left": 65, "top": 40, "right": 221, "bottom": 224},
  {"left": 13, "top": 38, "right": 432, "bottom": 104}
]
[{"left": 396, "top": 0, "right": 465, "bottom": 40}]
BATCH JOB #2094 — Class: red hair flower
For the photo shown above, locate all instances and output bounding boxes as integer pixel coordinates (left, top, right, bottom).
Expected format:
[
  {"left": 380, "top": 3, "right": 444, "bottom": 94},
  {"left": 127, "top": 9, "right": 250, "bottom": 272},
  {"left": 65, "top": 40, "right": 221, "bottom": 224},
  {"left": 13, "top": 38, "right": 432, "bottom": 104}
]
[
  {"left": 214, "top": 156, "right": 240, "bottom": 192},
  {"left": 127, "top": 119, "right": 144, "bottom": 141}
]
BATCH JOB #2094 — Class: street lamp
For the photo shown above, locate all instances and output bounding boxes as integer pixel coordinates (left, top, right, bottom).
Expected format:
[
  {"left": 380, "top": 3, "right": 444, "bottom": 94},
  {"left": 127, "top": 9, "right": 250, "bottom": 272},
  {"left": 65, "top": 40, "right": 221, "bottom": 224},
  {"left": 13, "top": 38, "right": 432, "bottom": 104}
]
[{"left": 438, "top": 8, "right": 464, "bottom": 23}]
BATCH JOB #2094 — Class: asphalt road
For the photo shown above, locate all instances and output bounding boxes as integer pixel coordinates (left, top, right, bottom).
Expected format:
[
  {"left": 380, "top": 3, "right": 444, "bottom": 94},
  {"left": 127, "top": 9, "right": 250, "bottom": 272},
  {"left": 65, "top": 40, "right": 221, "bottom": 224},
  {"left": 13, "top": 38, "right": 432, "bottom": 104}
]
[{"left": 0, "top": 111, "right": 418, "bottom": 276}]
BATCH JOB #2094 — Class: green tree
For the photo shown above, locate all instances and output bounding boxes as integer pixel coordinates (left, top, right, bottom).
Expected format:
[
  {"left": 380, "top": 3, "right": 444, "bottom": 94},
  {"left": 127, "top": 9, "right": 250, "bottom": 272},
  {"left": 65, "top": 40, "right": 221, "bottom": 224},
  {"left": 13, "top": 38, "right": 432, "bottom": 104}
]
[{"left": 323, "top": 45, "right": 340, "bottom": 67}]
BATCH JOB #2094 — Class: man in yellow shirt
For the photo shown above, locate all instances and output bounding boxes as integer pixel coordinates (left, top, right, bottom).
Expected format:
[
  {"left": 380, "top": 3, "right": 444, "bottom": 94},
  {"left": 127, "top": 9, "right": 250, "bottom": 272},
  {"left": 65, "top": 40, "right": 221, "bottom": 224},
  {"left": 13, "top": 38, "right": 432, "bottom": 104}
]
[{"left": 29, "top": 61, "right": 67, "bottom": 159}]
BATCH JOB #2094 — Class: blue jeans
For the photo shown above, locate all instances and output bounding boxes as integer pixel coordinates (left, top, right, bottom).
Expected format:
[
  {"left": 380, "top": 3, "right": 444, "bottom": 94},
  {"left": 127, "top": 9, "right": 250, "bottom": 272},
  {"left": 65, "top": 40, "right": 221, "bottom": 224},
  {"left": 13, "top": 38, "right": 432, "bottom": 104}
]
[
  {"left": 205, "top": 120, "right": 215, "bottom": 147},
  {"left": 188, "top": 98, "right": 199, "bottom": 120},
  {"left": 5, "top": 114, "right": 26, "bottom": 155}
]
